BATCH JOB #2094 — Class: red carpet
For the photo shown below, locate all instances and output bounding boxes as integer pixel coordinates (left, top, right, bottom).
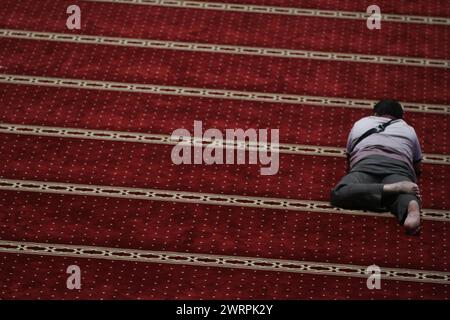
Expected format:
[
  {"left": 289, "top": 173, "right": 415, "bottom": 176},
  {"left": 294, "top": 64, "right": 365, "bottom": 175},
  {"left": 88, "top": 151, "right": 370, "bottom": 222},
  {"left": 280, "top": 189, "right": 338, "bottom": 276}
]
[{"left": 0, "top": 0, "right": 449, "bottom": 299}]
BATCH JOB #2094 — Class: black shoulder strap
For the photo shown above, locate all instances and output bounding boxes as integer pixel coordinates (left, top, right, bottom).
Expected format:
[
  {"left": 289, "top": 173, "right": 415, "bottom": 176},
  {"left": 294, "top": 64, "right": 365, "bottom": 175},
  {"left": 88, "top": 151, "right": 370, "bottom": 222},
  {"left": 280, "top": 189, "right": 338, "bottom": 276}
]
[{"left": 348, "top": 119, "right": 398, "bottom": 154}]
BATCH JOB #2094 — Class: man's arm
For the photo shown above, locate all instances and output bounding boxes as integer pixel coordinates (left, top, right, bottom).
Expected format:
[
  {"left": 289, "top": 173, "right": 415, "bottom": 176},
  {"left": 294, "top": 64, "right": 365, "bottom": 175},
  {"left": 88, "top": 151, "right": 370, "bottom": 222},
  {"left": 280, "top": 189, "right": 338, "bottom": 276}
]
[
  {"left": 413, "top": 160, "right": 422, "bottom": 178},
  {"left": 411, "top": 128, "right": 423, "bottom": 178},
  {"left": 346, "top": 127, "right": 355, "bottom": 172}
]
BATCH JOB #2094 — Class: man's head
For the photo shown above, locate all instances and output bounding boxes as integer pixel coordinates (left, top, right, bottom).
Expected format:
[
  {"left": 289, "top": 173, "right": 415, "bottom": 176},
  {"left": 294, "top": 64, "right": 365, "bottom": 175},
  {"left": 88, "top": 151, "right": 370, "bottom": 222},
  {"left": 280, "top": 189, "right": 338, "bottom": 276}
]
[{"left": 373, "top": 99, "right": 404, "bottom": 119}]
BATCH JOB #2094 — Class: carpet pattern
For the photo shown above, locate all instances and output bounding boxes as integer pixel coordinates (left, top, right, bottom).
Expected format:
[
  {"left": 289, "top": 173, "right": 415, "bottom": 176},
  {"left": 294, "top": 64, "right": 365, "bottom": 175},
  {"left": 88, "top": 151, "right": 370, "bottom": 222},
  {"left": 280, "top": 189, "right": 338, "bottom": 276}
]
[{"left": 0, "top": 0, "right": 449, "bottom": 299}]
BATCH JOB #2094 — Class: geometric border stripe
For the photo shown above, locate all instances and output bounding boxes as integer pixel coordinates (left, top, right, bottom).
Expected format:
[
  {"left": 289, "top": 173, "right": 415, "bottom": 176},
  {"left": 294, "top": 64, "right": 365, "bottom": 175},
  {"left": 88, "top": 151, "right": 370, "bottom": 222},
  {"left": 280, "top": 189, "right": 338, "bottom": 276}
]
[
  {"left": 0, "top": 240, "right": 449, "bottom": 284},
  {"left": 2, "top": 29, "right": 449, "bottom": 69},
  {"left": 82, "top": 0, "right": 450, "bottom": 26},
  {"left": 0, "top": 178, "right": 449, "bottom": 222},
  {"left": 1, "top": 123, "right": 449, "bottom": 166},
  {"left": 1, "top": 74, "right": 449, "bottom": 115},
  {"left": 0, "top": 122, "right": 346, "bottom": 157}
]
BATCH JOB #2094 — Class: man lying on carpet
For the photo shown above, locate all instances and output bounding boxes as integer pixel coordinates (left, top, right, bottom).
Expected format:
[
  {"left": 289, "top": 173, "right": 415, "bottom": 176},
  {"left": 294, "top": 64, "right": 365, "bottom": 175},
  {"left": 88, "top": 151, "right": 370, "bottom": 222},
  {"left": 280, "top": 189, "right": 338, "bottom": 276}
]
[{"left": 330, "top": 99, "right": 422, "bottom": 236}]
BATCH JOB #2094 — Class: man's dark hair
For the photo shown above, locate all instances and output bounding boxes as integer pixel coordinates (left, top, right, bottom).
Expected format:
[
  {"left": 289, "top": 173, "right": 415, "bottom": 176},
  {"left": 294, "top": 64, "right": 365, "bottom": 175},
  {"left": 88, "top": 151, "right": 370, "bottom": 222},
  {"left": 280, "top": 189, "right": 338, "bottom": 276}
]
[{"left": 373, "top": 99, "right": 404, "bottom": 119}]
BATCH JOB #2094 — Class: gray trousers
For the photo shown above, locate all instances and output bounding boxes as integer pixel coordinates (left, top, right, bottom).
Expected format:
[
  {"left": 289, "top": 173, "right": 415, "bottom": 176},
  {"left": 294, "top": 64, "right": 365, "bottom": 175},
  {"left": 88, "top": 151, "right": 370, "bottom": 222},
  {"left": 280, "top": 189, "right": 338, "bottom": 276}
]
[{"left": 330, "top": 155, "right": 420, "bottom": 224}]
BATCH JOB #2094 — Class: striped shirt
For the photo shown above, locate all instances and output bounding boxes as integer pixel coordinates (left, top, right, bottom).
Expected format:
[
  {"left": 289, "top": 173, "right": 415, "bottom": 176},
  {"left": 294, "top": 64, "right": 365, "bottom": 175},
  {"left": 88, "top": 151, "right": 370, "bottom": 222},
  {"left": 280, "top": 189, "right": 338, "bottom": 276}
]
[{"left": 347, "top": 116, "right": 422, "bottom": 172}]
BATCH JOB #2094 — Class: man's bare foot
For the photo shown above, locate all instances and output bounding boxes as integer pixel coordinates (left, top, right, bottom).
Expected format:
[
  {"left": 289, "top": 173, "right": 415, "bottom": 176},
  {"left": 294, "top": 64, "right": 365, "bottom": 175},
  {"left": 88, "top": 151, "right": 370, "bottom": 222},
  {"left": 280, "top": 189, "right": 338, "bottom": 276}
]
[
  {"left": 383, "top": 181, "right": 419, "bottom": 196},
  {"left": 404, "top": 200, "right": 421, "bottom": 236}
]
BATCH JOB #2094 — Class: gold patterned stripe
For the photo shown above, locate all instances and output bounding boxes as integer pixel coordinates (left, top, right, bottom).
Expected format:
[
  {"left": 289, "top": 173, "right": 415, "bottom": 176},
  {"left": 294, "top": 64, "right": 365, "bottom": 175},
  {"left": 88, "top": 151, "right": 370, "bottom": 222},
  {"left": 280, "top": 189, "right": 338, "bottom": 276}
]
[
  {"left": 82, "top": 0, "right": 450, "bottom": 26},
  {"left": 0, "top": 240, "right": 448, "bottom": 284},
  {"left": 2, "top": 29, "right": 449, "bottom": 69},
  {"left": 1, "top": 123, "right": 449, "bottom": 165},
  {"left": 0, "top": 74, "right": 448, "bottom": 115},
  {"left": 0, "top": 178, "right": 448, "bottom": 222}
]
